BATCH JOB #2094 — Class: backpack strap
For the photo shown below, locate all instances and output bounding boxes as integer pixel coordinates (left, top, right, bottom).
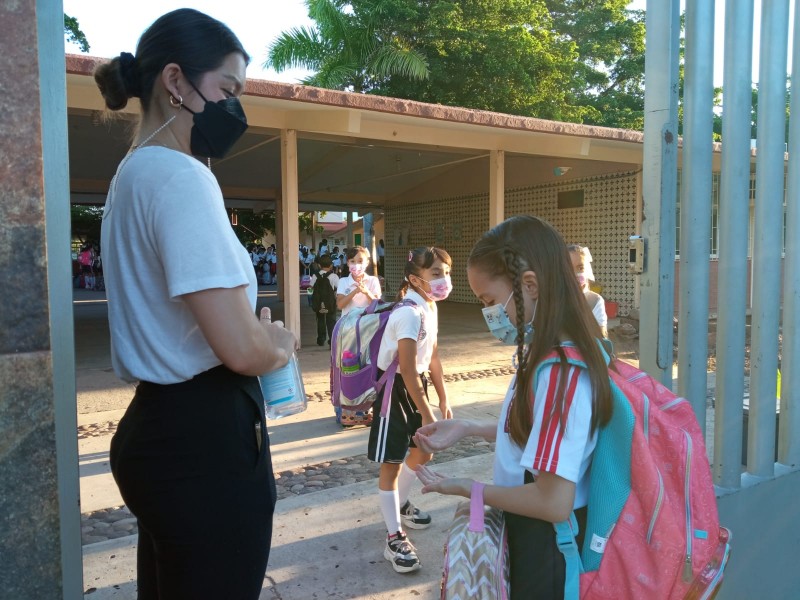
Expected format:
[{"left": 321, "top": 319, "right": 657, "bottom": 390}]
[{"left": 554, "top": 514, "right": 583, "bottom": 600}]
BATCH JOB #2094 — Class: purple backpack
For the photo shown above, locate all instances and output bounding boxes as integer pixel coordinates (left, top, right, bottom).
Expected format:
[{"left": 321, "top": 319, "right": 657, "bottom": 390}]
[{"left": 330, "top": 299, "right": 422, "bottom": 424}]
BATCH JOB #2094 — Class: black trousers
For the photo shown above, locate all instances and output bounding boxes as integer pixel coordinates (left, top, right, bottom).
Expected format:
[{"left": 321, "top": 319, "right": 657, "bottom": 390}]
[
  {"left": 316, "top": 310, "right": 336, "bottom": 344},
  {"left": 505, "top": 505, "right": 587, "bottom": 600},
  {"left": 110, "top": 365, "right": 277, "bottom": 600}
]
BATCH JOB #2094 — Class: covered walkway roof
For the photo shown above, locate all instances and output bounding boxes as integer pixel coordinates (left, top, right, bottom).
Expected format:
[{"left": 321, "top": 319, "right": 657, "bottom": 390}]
[{"left": 66, "top": 54, "right": 647, "bottom": 214}]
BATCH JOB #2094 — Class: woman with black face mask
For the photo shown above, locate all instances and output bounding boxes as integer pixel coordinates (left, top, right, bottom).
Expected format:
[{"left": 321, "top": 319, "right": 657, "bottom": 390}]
[{"left": 94, "top": 9, "right": 298, "bottom": 599}]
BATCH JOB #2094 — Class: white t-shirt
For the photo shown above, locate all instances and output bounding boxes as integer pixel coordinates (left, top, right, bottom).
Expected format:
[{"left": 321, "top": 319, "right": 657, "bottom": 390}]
[
  {"left": 309, "top": 270, "right": 340, "bottom": 291},
  {"left": 376, "top": 291, "right": 437, "bottom": 373},
  {"left": 336, "top": 274, "right": 382, "bottom": 315},
  {"left": 493, "top": 354, "right": 597, "bottom": 509},
  {"left": 101, "top": 147, "right": 256, "bottom": 385},
  {"left": 586, "top": 290, "right": 608, "bottom": 328}
]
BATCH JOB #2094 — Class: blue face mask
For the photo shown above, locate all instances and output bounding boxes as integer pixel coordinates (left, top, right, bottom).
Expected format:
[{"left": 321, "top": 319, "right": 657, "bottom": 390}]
[{"left": 481, "top": 292, "right": 535, "bottom": 346}]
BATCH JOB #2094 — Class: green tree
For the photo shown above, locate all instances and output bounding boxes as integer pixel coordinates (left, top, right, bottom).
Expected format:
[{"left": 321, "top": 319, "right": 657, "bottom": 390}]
[
  {"left": 70, "top": 205, "right": 102, "bottom": 244},
  {"left": 265, "top": 0, "right": 429, "bottom": 91},
  {"left": 367, "top": 0, "right": 589, "bottom": 121},
  {"left": 228, "top": 210, "right": 324, "bottom": 247},
  {"left": 64, "top": 14, "right": 90, "bottom": 52}
]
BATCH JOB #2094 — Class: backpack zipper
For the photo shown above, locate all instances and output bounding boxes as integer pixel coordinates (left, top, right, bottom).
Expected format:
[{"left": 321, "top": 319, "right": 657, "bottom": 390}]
[
  {"left": 682, "top": 429, "right": 694, "bottom": 582},
  {"left": 646, "top": 468, "right": 665, "bottom": 544}
]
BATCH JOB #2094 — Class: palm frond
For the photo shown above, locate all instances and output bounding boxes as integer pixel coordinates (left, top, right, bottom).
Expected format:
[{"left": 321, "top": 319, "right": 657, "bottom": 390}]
[
  {"left": 368, "top": 45, "right": 430, "bottom": 81},
  {"left": 265, "top": 27, "right": 325, "bottom": 72}
]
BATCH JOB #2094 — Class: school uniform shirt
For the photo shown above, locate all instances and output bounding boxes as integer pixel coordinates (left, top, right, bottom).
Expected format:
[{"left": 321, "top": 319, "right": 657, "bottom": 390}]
[
  {"left": 336, "top": 274, "right": 382, "bottom": 316},
  {"left": 493, "top": 350, "right": 597, "bottom": 509},
  {"left": 309, "top": 270, "right": 340, "bottom": 291},
  {"left": 101, "top": 147, "right": 256, "bottom": 385},
  {"left": 376, "top": 290, "right": 437, "bottom": 374},
  {"left": 585, "top": 290, "right": 608, "bottom": 329}
]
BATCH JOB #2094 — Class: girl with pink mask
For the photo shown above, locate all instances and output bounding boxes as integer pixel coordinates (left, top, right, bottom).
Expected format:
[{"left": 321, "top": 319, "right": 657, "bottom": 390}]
[
  {"left": 368, "top": 246, "right": 454, "bottom": 574},
  {"left": 336, "top": 245, "right": 382, "bottom": 315}
]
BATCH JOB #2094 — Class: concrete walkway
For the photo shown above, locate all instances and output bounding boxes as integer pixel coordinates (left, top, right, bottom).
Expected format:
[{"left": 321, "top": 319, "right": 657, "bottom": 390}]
[{"left": 75, "top": 288, "right": 520, "bottom": 599}]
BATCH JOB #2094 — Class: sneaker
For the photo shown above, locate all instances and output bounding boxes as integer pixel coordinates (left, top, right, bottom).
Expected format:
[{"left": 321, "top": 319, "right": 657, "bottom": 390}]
[
  {"left": 400, "top": 500, "right": 432, "bottom": 529},
  {"left": 384, "top": 531, "right": 421, "bottom": 573}
]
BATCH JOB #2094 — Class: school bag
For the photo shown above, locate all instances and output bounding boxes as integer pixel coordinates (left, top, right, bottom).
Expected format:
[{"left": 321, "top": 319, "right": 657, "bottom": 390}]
[
  {"left": 330, "top": 298, "right": 422, "bottom": 426},
  {"left": 539, "top": 345, "right": 732, "bottom": 600},
  {"left": 300, "top": 267, "right": 312, "bottom": 290},
  {"left": 441, "top": 483, "right": 509, "bottom": 600},
  {"left": 311, "top": 271, "right": 336, "bottom": 314}
]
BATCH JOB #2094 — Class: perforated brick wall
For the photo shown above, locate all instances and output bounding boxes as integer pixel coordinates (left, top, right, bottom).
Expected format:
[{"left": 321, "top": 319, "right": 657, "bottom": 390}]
[{"left": 385, "top": 170, "right": 639, "bottom": 312}]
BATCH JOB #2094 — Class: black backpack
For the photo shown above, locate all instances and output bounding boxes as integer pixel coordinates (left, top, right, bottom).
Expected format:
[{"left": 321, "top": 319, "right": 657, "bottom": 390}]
[{"left": 311, "top": 271, "right": 337, "bottom": 314}]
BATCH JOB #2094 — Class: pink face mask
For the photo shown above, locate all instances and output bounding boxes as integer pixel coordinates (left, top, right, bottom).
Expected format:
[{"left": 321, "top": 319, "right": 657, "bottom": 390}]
[
  {"left": 349, "top": 263, "right": 365, "bottom": 277},
  {"left": 420, "top": 275, "right": 453, "bottom": 302},
  {"left": 576, "top": 273, "right": 587, "bottom": 289}
]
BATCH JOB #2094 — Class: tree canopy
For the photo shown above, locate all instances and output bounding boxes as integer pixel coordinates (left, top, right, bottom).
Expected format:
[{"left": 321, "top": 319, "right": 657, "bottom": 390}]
[
  {"left": 268, "top": 0, "right": 647, "bottom": 126},
  {"left": 64, "top": 14, "right": 90, "bottom": 52}
]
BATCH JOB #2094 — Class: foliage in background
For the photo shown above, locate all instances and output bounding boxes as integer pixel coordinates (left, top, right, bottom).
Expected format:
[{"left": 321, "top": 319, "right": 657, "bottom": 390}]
[
  {"left": 268, "top": 0, "right": 647, "bottom": 125},
  {"left": 64, "top": 14, "right": 90, "bottom": 52},
  {"left": 70, "top": 205, "right": 103, "bottom": 244},
  {"left": 265, "top": 0, "right": 429, "bottom": 91}
]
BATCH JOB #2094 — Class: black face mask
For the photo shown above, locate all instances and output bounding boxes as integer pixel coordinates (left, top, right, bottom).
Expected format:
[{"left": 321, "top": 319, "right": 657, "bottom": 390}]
[{"left": 184, "top": 82, "right": 248, "bottom": 159}]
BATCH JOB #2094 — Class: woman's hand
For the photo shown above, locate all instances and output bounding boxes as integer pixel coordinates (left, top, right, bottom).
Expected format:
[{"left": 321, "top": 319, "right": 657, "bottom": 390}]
[
  {"left": 259, "top": 307, "right": 299, "bottom": 372},
  {"left": 414, "top": 465, "right": 472, "bottom": 498},
  {"left": 412, "top": 418, "right": 468, "bottom": 452}
]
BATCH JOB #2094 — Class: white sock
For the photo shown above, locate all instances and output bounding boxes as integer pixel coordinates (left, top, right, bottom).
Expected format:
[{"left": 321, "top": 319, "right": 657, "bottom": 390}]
[
  {"left": 379, "top": 489, "right": 401, "bottom": 534},
  {"left": 397, "top": 462, "right": 418, "bottom": 507}
]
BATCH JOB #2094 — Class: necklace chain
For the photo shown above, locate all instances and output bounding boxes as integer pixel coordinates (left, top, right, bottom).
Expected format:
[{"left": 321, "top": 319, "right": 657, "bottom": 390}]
[{"left": 132, "top": 115, "right": 177, "bottom": 151}]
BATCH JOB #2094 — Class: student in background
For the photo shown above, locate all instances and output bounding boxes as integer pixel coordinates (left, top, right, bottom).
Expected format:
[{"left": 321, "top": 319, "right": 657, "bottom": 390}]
[
  {"left": 567, "top": 244, "right": 608, "bottom": 338},
  {"left": 309, "top": 254, "right": 339, "bottom": 346},
  {"left": 336, "top": 245, "right": 381, "bottom": 316}
]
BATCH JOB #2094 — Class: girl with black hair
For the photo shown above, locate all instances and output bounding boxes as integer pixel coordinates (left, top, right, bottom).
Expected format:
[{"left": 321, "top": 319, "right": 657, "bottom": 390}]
[
  {"left": 368, "top": 247, "right": 454, "bottom": 574},
  {"left": 94, "top": 9, "right": 297, "bottom": 599},
  {"left": 414, "top": 216, "right": 613, "bottom": 599}
]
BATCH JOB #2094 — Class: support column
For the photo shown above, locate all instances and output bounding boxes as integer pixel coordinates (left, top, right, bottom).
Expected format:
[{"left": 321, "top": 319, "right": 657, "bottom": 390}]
[
  {"left": 715, "top": 0, "right": 754, "bottom": 488},
  {"left": 640, "top": 0, "right": 681, "bottom": 386},
  {"left": 346, "top": 211, "right": 354, "bottom": 248},
  {"left": 678, "top": 0, "right": 715, "bottom": 428},
  {"left": 280, "top": 129, "right": 301, "bottom": 341},
  {"left": 780, "top": 0, "right": 800, "bottom": 467},
  {"left": 750, "top": 0, "right": 790, "bottom": 477},
  {"left": 363, "top": 212, "right": 375, "bottom": 272},
  {"left": 275, "top": 192, "right": 285, "bottom": 303},
  {"left": 0, "top": 0, "right": 82, "bottom": 596},
  {"left": 489, "top": 150, "right": 505, "bottom": 228}
]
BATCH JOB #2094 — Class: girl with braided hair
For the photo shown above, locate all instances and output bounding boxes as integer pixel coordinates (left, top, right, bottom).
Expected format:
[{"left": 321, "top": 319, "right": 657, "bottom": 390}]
[{"left": 414, "top": 216, "right": 613, "bottom": 598}]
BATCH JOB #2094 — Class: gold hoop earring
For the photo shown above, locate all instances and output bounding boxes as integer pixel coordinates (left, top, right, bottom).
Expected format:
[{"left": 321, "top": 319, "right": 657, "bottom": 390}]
[{"left": 169, "top": 94, "right": 183, "bottom": 109}]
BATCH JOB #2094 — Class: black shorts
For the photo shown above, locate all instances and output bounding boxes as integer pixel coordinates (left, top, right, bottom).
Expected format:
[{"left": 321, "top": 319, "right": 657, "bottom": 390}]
[{"left": 367, "top": 372, "right": 427, "bottom": 463}]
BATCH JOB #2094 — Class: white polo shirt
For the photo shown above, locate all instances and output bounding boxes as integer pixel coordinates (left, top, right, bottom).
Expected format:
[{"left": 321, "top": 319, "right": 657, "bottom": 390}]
[
  {"left": 336, "top": 274, "right": 382, "bottom": 315},
  {"left": 376, "top": 291, "right": 437, "bottom": 373},
  {"left": 493, "top": 356, "right": 597, "bottom": 509},
  {"left": 101, "top": 147, "right": 256, "bottom": 385}
]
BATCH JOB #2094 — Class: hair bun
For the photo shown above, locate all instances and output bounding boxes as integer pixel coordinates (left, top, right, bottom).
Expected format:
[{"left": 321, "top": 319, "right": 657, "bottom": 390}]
[{"left": 118, "top": 52, "right": 142, "bottom": 98}]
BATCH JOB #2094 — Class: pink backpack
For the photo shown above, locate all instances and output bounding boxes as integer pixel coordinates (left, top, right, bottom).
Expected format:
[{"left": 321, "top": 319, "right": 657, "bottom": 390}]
[{"left": 541, "top": 345, "right": 731, "bottom": 600}]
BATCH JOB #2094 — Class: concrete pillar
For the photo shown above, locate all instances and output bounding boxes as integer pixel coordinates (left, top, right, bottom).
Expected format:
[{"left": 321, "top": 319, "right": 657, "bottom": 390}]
[
  {"left": 280, "top": 130, "right": 301, "bottom": 341},
  {"left": 0, "top": 0, "right": 82, "bottom": 596},
  {"left": 346, "top": 211, "right": 354, "bottom": 248},
  {"left": 363, "top": 212, "right": 375, "bottom": 272},
  {"left": 276, "top": 192, "right": 285, "bottom": 303},
  {"left": 489, "top": 150, "right": 505, "bottom": 228}
]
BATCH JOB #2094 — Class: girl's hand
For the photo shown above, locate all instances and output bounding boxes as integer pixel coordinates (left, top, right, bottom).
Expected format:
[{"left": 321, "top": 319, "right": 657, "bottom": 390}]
[
  {"left": 414, "top": 465, "right": 472, "bottom": 497},
  {"left": 413, "top": 419, "right": 467, "bottom": 452},
  {"left": 439, "top": 399, "right": 453, "bottom": 420},
  {"left": 420, "top": 406, "right": 437, "bottom": 427}
]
